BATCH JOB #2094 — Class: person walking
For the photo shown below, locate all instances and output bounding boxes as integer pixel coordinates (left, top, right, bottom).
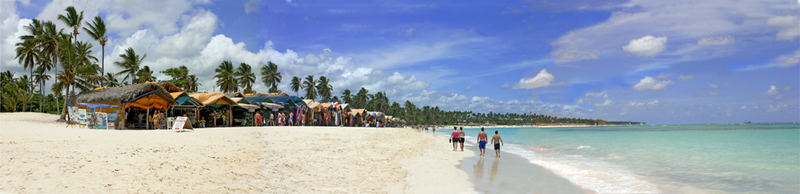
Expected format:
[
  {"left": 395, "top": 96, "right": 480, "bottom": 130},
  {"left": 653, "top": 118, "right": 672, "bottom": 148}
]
[
  {"left": 477, "top": 127, "right": 488, "bottom": 157},
  {"left": 491, "top": 130, "right": 504, "bottom": 158},
  {"left": 451, "top": 127, "right": 460, "bottom": 151},
  {"left": 458, "top": 127, "right": 466, "bottom": 151}
]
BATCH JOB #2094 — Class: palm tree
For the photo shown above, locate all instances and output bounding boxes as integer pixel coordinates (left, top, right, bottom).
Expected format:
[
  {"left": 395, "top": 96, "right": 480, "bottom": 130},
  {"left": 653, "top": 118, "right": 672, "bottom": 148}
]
[
  {"left": 0, "top": 71, "right": 13, "bottom": 110},
  {"left": 114, "top": 48, "right": 146, "bottom": 84},
  {"left": 104, "top": 73, "right": 120, "bottom": 87},
  {"left": 135, "top": 66, "right": 156, "bottom": 83},
  {"left": 260, "top": 61, "right": 282, "bottom": 93},
  {"left": 235, "top": 62, "right": 256, "bottom": 93},
  {"left": 302, "top": 75, "right": 317, "bottom": 100},
  {"left": 15, "top": 37, "right": 38, "bottom": 111},
  {"left": 187, "top": 74, "right": 200, "bottom": 92},
  {"left": 290, "top": 76, "right": 301, "bottom": 96},
  {"left": 57, "top": 6, "right": 83, "bottom": 44},
  {"left": 214, "top": 60, "right": 238, "bottom": 93},
  {"left": 33, "top": 66, "right": 51, "bottom": 111},
  {"left": 58, "top": 41, "right": 100, "bottom": 120},
  {"left": 316, "top": 76, "right": 333, "bottom": 101},
  {"left": 341, "top": 89, "right": 352, "bottom": 104},
  {"left": 83, "top": 16, "right": 107, "bottom": 84}
]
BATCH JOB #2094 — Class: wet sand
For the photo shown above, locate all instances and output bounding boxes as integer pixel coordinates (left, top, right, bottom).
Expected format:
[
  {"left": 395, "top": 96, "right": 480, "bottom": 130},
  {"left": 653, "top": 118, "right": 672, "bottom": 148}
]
[{"left": 459, "top": 143, "right": 592, "bottom": 194}]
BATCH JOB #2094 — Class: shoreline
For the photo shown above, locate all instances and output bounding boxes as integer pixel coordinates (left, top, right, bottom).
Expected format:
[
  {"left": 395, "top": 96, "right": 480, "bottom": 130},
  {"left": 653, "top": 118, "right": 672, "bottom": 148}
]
[
  {"left": 0, "top": 112, "right": 474, "bottom": 193},
  {"left": 441, "top": 124, "right": 622, "bottom": 129}
]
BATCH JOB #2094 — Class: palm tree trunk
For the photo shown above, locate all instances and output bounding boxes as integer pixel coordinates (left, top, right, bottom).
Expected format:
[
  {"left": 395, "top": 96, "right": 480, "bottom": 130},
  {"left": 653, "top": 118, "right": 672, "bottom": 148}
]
[
  {"left": 59, "top": 84, "right": 69, "bottom": 121},
  {"left": 101, "top": 45, "right": 104, "bottom": 86},
  {"left": 39, "top": 78, "right": 44, "bottom": 113}
]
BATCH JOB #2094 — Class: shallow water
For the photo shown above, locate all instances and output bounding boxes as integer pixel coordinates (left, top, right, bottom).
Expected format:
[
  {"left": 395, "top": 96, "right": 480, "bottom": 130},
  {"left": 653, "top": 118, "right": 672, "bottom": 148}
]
[{"left": 440, "top": 124, "right": 800, "bottom": 193}]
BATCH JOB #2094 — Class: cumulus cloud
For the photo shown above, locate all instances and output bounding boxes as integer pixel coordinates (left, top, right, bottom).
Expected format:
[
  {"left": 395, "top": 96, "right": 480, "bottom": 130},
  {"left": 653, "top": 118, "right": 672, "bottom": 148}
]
[
  {"left": 767, "top": 85, "right": 778, "bottom": 96},
  {"left": 767, "top": 15, "right": 800, "bottom": 40},
  {"left": 697, "top": 36, "right": 735, "bottom": 46},
  {"left": 513, "top": 69, "right": 554, "bottom": 90},
  {"left": 632, "top": 76, "right": 673, "bottom": 91},
  {"left": 622, "top": 35, "right": 668, "bottom": 57}
]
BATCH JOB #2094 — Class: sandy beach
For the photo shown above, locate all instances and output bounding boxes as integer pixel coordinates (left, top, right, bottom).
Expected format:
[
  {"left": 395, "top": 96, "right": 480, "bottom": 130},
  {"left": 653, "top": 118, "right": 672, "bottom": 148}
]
[{"left": 0, "top": 112, "right": 474, "bottom": 193}]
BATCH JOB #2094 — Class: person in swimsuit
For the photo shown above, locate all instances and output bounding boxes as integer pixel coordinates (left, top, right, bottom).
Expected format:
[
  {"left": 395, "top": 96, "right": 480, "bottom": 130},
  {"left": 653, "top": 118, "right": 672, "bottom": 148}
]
[
  {"left": 451, "top": 127, "right": 460, "bottom": 151},
  {"left": 477, "top": 127, "right": 488, "bottom": 157},
  {"left": 458, "top": 127, "right": 466, "bottom": 151},
  {"left": 492, "top": 130, "right": 504, "bottom": 158}
]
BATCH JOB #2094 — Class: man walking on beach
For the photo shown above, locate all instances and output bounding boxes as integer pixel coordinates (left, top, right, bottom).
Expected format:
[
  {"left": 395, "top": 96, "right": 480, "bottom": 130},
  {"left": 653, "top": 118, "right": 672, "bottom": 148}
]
[
  {"left": 458, "top": 127, "right": 466, "bottom": 151},
  {"left": 451, "top": 127, "right": 460, "bottom": 151},
  {"left": 477, "top": 127, "right": 488, "bottom": 157},
  {"left": 492, "top": 130, "right": 504, "bottom": 158}
]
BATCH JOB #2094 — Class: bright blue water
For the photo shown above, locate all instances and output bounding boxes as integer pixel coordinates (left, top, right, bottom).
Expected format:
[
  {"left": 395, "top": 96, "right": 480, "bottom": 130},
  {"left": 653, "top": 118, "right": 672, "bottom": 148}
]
[{"left": 439, "top": 124, "right": 800, "bottom": 193}]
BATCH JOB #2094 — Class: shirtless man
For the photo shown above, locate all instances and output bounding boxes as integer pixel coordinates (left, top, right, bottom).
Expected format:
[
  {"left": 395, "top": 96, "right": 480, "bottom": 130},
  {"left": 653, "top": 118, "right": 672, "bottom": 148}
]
[
  {"left": 491, "top": 130, "right": 504, "bottom": 158},
  {"left": 477, "top": 127, "right": 488, "bottom": 157},
  {"left": 458, "top": 127, "right": 466, "bottom": 151}
]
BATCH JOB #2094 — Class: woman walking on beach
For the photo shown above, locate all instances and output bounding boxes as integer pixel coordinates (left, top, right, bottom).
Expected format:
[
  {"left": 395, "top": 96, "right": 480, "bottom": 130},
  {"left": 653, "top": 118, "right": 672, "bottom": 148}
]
[
  {"left": 458, "top": 127, "right": 466, "bottom": 151},
  {"left": 451, "top": 127, "right": 460, "bottom": 151},
  {"left": 492, "top": 130, "right": 504, "bottom": 158}
]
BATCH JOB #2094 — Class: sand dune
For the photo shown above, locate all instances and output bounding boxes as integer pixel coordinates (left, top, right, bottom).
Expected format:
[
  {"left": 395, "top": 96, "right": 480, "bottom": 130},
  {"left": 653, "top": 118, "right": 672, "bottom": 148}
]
[{"left": 0, "top": 112, "right": 472, "bottom": 193}]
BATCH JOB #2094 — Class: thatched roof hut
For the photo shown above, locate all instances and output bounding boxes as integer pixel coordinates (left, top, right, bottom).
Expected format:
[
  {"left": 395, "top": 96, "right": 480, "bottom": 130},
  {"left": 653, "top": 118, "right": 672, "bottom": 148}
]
[
  {"left": 71, "top": 83, "right": 175, "bottom": 110},
  {"left": 189, "top": 92, "right": 236, "bottom": 105}
]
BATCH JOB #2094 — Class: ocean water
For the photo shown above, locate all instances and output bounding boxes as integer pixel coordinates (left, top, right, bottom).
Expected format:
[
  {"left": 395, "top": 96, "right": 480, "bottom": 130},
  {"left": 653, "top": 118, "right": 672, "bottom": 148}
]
[{"left": 440, "top": 124, "right": 800, "bottom": 193}]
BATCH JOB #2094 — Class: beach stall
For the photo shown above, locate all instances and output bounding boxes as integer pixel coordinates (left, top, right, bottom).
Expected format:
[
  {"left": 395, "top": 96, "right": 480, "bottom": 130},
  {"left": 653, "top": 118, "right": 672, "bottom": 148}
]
[
  {"left": 159, "top": 83, "right": 203, "bottom": 126},
  {"left": 348, "top": 109, "right": 368, "bottom": 127},
  {"left": 189, "top": 92, "right": 236, "bottom": 127},
  {"left": 70, "top": 83, "right": 175, "bottom": 129}
]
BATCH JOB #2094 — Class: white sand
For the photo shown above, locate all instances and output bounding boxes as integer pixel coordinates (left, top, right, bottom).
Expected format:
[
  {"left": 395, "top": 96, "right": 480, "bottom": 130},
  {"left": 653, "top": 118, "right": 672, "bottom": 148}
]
[{"left": 0, "top": 112, "right": 473, "bottom": 193}]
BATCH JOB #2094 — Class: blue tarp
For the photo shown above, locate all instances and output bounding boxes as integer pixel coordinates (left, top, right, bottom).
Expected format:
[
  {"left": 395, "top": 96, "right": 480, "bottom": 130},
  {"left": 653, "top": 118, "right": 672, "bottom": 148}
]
[{"left": 266, "top": 96, "right": 306, "bottom": 107}]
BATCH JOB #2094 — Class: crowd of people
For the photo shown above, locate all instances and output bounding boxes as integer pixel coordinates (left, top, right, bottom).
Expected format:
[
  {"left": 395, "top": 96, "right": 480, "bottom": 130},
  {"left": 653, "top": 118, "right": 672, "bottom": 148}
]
[{"left": 413, "top": 126, "right": 505, "bottom": 158}]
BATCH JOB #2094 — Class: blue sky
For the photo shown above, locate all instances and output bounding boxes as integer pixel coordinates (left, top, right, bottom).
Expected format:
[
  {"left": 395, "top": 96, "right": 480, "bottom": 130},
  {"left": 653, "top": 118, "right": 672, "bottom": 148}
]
[{"left": 1, "top": 0, "right": 798, "bottom": 124}]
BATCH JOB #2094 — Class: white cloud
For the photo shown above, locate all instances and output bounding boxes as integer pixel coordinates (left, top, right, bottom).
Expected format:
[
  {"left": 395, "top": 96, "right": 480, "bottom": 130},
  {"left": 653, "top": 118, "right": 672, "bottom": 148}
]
[
  {"left": 697, "top": 36, "right": 735, "bottom": 46},
  {"left": 767, "top": 85, "right": 778, "bottom": 96},
  {"left": 622, "top": 35, "right": 668, "bottom": 57},
  {"left": 628, "top": 99, "right": 660, "bottom": 107},
  {"left": 678, "top": 75, "right": 694, "bottom": 81},
  {"left": 633, "top": 76, "right": 673, "bottom": 91},
  {"left": 776, "top": 49, "right": 800, "bottom": 67},
  {"left": 153, "top": 10, "right": 217, "bottom": 58},
  {"left": 595, "top": 99, "right": 613, "bottom": 107},
  {"left": 513, "top": 69, "right": 555, "bottom": 90},
  {"left": 767, "top": 15, "right": 800, "bottom": 40}
]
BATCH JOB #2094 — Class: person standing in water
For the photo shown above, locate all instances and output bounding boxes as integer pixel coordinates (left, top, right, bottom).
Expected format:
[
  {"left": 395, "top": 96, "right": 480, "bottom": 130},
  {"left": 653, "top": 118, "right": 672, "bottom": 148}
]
[
  {"left": 450, "top": 127, "right": 460, "bottom": 151},
  {"left": 458, "top": 127, "right": 466, "bottom": 151},
  {"left": 477, "top": 127, "right": 488, "bottom": 157},
  {"left": 492, "top": 130, "right": 504, "bottom": 158}
]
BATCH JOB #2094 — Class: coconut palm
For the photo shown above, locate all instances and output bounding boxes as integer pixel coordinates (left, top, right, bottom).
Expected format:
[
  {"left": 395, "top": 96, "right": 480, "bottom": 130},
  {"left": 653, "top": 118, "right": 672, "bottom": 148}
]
[
  {"left": 0, "top": 71, "right": 13, "bottom": 109},
  {"left": 15, "top": 37, "right": 38, "bottom": 111},
  {"left": 187, "top": 74, "right": 200, "bottom": 92},
  {"left": 187, "top": 74, "right": 200, "bottom": 93},
  {"left": 316, "top": 76, "right": 333, "bottom": 101},
  {"left": 260, "top": 61, "right": 281, "bottom": 93},
  {"left": 235, "top": 62, "right": 256, "bottom": 93},
  {"left": 302, "top": 75, "right": 317, "bottom": 100},
  {"left": 341, "top": 89, "right": 352, "bottom": 104},
  {"left": 136, "top": 66, "right": 156, "bottom": 83},
  {"left": 58, "top": 41, "right": 100, "bottom": 120},
  {"left": 83, "top": 16, "right": 107, "bottom": 84},
  {"left": 57, "top": 6, "right": 83, "bottom": 44},
  {"left": 214, "top": 60, "right": 238, "bottom": 93},
  {"left": 33, "top": 66, "right": 51, "bottom": 111},
  {"left": 36, "top": 21, "right": 62, "bottom": 104},
  {"left": 290, "top": 76, "right": 301, "bottom": 96},
  {"left": 114, "top": 48, "right": 146, "bottom": 84},
  {"left": 104, "top": 73, "right": 120, "bottom": 87}
]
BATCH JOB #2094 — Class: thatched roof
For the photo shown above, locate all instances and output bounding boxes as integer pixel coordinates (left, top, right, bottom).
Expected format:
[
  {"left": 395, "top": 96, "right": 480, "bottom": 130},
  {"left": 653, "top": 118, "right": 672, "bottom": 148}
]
[
  {"left": 71, "top": 83, "right": 175, "bottom": 105},
  {"left": 159, "top": 82, "right": 184, "bottom": 93},
  {"left": 189, "top": 92, "right": 236, "bottom": 105}
]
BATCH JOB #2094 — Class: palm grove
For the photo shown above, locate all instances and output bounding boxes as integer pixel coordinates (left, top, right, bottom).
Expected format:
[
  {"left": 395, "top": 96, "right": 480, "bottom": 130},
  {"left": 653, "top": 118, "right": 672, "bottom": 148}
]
[{"left": 3, "top": 6, "right": 608, "bottom": 125}]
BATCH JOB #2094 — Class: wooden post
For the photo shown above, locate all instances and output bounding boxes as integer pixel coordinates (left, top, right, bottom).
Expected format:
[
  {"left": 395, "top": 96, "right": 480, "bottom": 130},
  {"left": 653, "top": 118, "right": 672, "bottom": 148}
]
[
  {"left": 120, "top": 103, "right": 126, "bottom": 129},
  {"left": 146, "top": 108, "right": 150, "bottom": 129}
]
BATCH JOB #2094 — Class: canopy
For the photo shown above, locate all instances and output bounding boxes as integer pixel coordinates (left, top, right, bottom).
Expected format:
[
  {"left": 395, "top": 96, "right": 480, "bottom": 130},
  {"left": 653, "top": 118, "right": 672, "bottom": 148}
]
[
  {"left": 244, "top": 95, "right": 274, "bottom": 105},
  {"left": 267, "top": 96, "right": 306, "bottom": 107},
  {"left": 349, "top": 109, "right": 367, "bottom": 116}
]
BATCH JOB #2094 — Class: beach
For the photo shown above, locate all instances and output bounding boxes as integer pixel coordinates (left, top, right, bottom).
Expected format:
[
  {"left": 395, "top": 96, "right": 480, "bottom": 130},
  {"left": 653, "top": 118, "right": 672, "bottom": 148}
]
[{"left": 0, "top": 112, "right": 474, "bottom": 193}]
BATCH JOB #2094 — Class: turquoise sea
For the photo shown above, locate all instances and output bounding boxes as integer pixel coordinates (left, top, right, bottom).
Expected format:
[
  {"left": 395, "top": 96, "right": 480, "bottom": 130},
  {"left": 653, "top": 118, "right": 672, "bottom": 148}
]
[{"left": 441, "top": 124, "right": 800, "bottom": 193}]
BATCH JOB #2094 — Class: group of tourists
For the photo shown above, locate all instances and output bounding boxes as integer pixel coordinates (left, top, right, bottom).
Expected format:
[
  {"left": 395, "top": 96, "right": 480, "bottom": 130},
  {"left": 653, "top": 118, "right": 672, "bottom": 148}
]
[
  {"left": 449, "top": 127, "right": 504, "bottom": 158},
  {"left": 135, "top": 110, "right": 166, "bottom": 129}
]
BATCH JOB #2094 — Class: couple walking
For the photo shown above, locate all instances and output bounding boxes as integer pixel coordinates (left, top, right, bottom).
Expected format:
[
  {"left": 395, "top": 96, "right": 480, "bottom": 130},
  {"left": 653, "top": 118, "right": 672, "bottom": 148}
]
[{"left": 450, "top": 127, "right": 504, "bottom": 158}]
